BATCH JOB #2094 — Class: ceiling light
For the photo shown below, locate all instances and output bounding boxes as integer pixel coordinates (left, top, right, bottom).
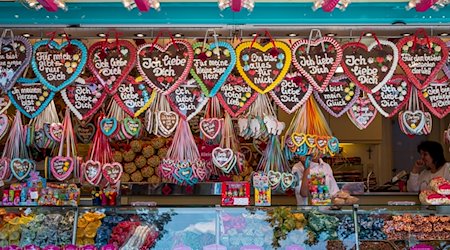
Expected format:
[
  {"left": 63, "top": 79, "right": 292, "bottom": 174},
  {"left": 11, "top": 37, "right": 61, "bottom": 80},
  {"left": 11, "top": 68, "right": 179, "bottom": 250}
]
[
  {"left": 364, "top": 32, "right": 373, "bottom": 37},
  {"left": 401, "top": 33, "right": 411, "bottom": 37},
  {"left": 218, "top": 0, "right": 255, "bottom": 12},
  {"left": 22, "top": 33, "right": 32, "bottom": 38},
  {"left": 251, "top": 33, "right": 258, "bottom": 37},
  {"left": 58, "top": 33, "right": 70, "bottom": 37},
  {"left": 135, "top": 33, "right": 146, "bottom": 37},
  {"left": 123, "top": 0, "right": 160, "bottom": 12},
  {"left": 439, "top": 32, "right": 449, "bottom": 36},
  {"left": 97, "top": 33, "right": 106, "bottom": 38},
  {"left": 174, "top": 33, "right": 183, "bottom": 38},
  {"left": 288, "top": 33, "right": 297, "bottom": 37},
  {"left": 326, "top": 33, "right": 337, "bottom": 37}
]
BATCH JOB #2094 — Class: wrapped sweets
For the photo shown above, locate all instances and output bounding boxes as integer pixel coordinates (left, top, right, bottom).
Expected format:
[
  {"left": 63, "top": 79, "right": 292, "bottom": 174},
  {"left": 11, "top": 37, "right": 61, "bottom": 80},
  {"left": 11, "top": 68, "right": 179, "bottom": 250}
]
[
  {"left": 419, "top": 190, "right": 449, "bottom": 205},
  {"left": 430, "top": 176, "right": 450, "bottom": 195}
]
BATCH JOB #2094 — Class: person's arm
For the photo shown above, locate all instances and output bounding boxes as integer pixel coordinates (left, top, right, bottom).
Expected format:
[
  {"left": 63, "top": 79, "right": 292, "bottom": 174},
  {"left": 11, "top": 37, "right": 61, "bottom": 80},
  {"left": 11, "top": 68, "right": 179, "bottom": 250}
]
[
  {"left": 443, "top": 162, "right": 450, "bottom": 181},
  {"left": 300, "top": 167, "right": 310, "bottom": 197},
  {"left": 407, "top": 159, "right": 425, "bottom": 192}
]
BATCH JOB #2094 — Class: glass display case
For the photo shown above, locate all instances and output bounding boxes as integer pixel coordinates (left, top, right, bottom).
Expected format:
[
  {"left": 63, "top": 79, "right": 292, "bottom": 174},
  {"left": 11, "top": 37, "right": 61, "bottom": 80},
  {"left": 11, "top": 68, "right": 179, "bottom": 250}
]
[{"left": 0, "top": 205, "right": 449, "bottom": 249}]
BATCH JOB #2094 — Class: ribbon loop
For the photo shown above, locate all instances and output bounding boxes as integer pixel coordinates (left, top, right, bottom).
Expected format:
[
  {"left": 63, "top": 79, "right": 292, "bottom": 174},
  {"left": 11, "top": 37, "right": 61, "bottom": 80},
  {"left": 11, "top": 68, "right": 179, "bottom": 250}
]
[{"left": 307, "top": 29, "right": 325, "bottom": 53}]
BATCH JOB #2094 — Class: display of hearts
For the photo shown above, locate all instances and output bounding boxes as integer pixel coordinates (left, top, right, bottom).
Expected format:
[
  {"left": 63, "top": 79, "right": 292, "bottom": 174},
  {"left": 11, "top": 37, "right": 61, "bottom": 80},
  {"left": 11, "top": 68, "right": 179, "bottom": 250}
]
[
  {"left": 83, "top": 160, "right": 102, "bottom": 185},
  {"left": 159, "top": 159, "right": 175, "bottom": 179},
  {"left": 217, "top": 74, "right": 258, "bottom": 117},
  {"left": 314, "top": 75, "right": 360, "bottom": 117},
  {"left": 87, "top": 40, "right": 136, "bottom": 94},
  {"left": 368, "top": 75, "right": 411, "bottom": 118},
  {"left": 281, "top": 172, "right": 295, "bottom": 190},
  {"left": 31, "top": 40, "right": 87, "bottom": 92},
  {"left": 113, "top": 76, "right": 154, "bottom": 117},
  {"left": 0, "top": 113, "right": 9, "bottom": 141},
  {"left": 341, "top": 40, "right": 398, "bottom": 94},
  {"left": 397, "top": 35, "right": 448, "bottom": 90},
  {"left": 347, "top": 96, "right": 378, "bottom": 130},
  {"left": 100, "top": 117, "right": 118, "bottom": 137},
  {"left": 236, "top": 41, "right": 291, "bottom": 94},
  {"left": 137, "top": 40, "right": 193, "bottom": 95},
  {"left": 75, "top": 122, "right": 95, "bottom": 144},
  {"left": 190, "top": 41, "right": 236, "bottom": 97},
  {"left": 0, "top": 158, "right": 10, "bottom": 180},
  {"left": 102, "top": 162, "right": 123, "bottom": 184},
  {"left": 419, "top": 76, "right": 450, "bottom": 118},
  {"left": 8, "top": 78, "right": 55, "bottom": 118},
  {"left": 167, "top": 79, "right": 208, "bottom": 121},
  {"left": 192, "top": 161, "right": 208, "bottom": 181},
  {"left": 157, "top": 110, "right": 179, "bottom": 135},
  {"left": 291, "top": 37, "right": 342, "bottom": 92},
  {"left": 0, "top": 36, "right": 32, "bottom": 91},
  {"left": 122, "top": 117, "right": 142, "bottom": 137},
  {"left": 269, "top": 72, "right": 313, "bottom": 114},
  {"left": 10, "top": 158, "right": 34, "bottom": 181},
  {"left": 199, "top": 118, "right": 222, "bottom": 140},
  {"left": 0, "top": 93, "right": 11, "bottom": 114},
  {"left": 61, "top": 77, "right": 106, "bottom": 120},
  {"left": 50, "top": 156, "right": 74, "bottom": 181}
]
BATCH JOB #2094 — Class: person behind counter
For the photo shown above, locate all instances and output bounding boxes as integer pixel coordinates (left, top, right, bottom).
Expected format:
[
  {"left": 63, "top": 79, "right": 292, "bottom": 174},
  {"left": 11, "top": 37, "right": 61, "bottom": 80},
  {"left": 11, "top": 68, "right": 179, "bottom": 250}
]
[{"left": 407, "top": 140, "right": 450, "bottom": 192}]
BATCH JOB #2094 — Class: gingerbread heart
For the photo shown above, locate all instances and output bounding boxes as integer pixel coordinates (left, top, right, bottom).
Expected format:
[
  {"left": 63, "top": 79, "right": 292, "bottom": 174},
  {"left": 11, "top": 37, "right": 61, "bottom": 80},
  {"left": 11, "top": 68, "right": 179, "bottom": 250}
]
[
  {"left": 419, "top": 76, "right": 450, "bottom": 118},
  {"left": 8, "top": 78, "right": 55, "bottom": 119},
  {"left": 49, "top": 123, "right": 63, "bottom": 142},
  {"left": 341, "top": 40, "right": 398, "bottom": 94},
  {"left": 87, "top": 40, "right": 137, "bottom": 94},
  {"left": 347, "top": 96, "right": 378, "bottom": 130},
  {"left": 291, "top": 37, "right": 342, "bottom": 92},
  {"left": 268, "top": 170, "right": 281, "bottom": 188},
  {"left": 31, "top": 40, "right": 87, "bottom": 92},
  {"left": 157, "top": 111, "right": 179, "bottom": 135},
  {"left": 216, "top": 74, "right": 258, "bottom": 117},
  {"left": 0, "top": 36, "right": 32, "bottom": 91},
  {"left": 190, "top": 41, "right": 236, "bottom": 97},
  {"left": 100, "top": 117, "right": 118, "bottom": 137},
  {"left": 122, "top": 117, "right": 141, "bottom": 137},
  {"left": 402, "top": 110, "right": 426, "bottom": 134},
  {"left": 199, "top": 118, "right": 222, "bottom": 140},
  {"left": 159, "top": 159, "right": 175, "bottom": 179},
  {"left": 192, "top": 161, "right": 208, "bottom": 181},
  {"left": 0, "top": 158, "right": 10, "bottom": 180},
  {"left": 167, "top": 79, "right": 209, "bottom": 121},
  {"left": 0, "top": 114, "right": 9, "bottom": 141},
  {"left": 0, "top": 93, "right": 11, "bottom": 114},
  {"left": 368, "top": 75, "right": 411, "bottom": 118},
  {"left": 281, "top": 172, "right": 295, "bottom": 190},
  {"left": 61, "top": 77, "right": 106, "bottom": 121},
  {"left": 137, "top": 40, "right": 193, "bottom": 95},
  {"left": 291, "top": 132, "right": 306, "bottom": 147},
  {"left": 83, "top": 160, "right": 102, "bottom": 185},
  {"left": 10, "top": 158, "right": 34, "bottom": 181},
  {"left": 75, "top": 122, "right": 95, "bottom": 144},
  {"left": 50, "top": 156, "right": 74, "bottom": 181},
  {"left": 314, "top": 75, "right": 360, "bottom": 117},
  {"left": 102, "top": 162, "right": 123, "bottom": 184},
  {"left": 269, "top": 72, "right": 313, "bottom": 114},
  {"left": 397, "top": 36, "right": 448, "bottom": 90},
  {"left": 113, "top": 76, "right": 154, "bottom": 118},
  {"left": 212, "top": 147, "right": 234, "bottom": 168},
  {"left": 236, "top": 41, "right": 291, "bottom": 94},
  {"left": 443, "top": 41, "right": 450, "bottom": 79}
]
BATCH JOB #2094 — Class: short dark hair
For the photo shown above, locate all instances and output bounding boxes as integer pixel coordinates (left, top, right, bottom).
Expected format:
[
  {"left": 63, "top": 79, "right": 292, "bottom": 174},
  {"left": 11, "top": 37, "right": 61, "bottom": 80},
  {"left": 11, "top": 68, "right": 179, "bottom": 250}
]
[{"left": 417, "top": 141, "right": 446, "bottom": 168}]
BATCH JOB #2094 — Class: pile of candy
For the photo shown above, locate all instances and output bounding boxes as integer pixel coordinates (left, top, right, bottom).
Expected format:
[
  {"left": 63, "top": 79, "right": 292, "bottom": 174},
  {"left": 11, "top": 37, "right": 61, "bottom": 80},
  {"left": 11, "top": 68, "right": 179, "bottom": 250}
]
[
  {"left": 76, "top": 212, "right": 106, "bottom": 246},
  {"left": 95, "top": 215, "right": 125, "bottom": 248},
  {"left": 338, "top": 214, "right": 386, "bottom": 240},
  {"left": 383, "top": 214, "right": 450, "bottom": 240},
  {"left": 109, "top": 221, "right": 159, "bottom": 249}
]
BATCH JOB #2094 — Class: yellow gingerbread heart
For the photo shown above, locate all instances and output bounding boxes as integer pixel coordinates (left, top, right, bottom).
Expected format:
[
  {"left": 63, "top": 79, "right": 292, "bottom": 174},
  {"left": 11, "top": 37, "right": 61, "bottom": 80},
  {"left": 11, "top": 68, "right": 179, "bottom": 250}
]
[
  {"left": 291, "top": 132, "right": 306, "bottom": 147},
  {"left": 236, "top": 41, "right": 291, "bottom": 94}
]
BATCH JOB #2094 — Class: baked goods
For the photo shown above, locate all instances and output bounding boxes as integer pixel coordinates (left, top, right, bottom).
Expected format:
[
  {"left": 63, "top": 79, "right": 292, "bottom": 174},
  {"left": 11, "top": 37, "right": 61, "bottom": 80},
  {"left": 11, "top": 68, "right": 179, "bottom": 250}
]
[
  {"left": 130, "top": 140, "right": 143, "bottom": 153},
  {"left": 332, "top": 190, "right": 359, "bottom": 205},
  {"left": 135, "top": 155, "right": 147, "bottom": 169},
  {"left": 419, "top": 189, "right": 449, "bottom": 205},
  {"left": 430, "top": 176, "right": 450, "bottom": 195},
  {"left": 142, "top": 145, "right": 155, "bottom": 158},
  {"left": 130, "top": 171, "right": 144, "bottom": 182}
]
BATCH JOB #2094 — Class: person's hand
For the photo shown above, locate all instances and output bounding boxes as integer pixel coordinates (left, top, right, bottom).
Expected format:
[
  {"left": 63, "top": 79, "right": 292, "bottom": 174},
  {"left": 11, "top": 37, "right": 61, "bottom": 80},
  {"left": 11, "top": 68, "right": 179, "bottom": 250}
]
[{"left": 412, "top": 159, "right": 424, "bottom": 174}]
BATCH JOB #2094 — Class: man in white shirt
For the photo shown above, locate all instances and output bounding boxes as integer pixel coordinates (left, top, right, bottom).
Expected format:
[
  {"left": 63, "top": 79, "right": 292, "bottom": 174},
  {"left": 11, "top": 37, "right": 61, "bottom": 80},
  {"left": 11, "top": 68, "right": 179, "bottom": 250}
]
[{"left": 407, "top": 141, "right": 450, "bottom": 192}]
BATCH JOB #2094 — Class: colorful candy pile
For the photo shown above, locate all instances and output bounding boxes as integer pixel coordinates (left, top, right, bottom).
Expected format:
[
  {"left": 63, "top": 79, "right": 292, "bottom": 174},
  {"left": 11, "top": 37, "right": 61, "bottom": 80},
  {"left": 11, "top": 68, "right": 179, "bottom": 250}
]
[
  {"left": 76, "top": 212, "right": 106, "bottom": 246},
  {"left": 383, "top": 214, "right": 450, "bottom": 240}
]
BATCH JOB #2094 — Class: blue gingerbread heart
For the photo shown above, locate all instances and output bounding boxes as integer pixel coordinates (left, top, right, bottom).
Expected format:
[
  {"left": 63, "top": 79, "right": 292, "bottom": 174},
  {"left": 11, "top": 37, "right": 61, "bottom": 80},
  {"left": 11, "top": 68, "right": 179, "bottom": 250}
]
[
  {"left": 31, "top": 39, "right": 87, "bottom": 92},
  {"left": 100, "top": 117, "right": 118, "bottom": 137}
]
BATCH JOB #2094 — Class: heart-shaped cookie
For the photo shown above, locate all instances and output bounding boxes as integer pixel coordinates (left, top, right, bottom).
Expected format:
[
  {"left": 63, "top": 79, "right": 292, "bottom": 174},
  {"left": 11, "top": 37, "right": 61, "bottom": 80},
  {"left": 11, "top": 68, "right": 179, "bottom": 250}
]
[
  {"left": 212, "top": 147, "right": 234, "bottom": 168},
  {"left": 0, "top": 93, "right": 11, "bottom": 114},
  {"left": 269, "top": 72, "right": 313, "bottom": 114},
  {"left": 0, "top": 114, "right": 9, "bottom": 141},
  {"left": 347, "top": 96, "right": 378, "bottom": 130},
  {"left": 49, "top": 123, "right": 63, "bottom": 142},
  {"left": 157, "top": 111, "right": 179, "bottom": 135},
  {"left": 419, "top": 76, "right": 450, "bottom": 118},
  {"left": 159, "top": 159, "right": 175, "bottom": 179},
  {"left": 402, "top": 110, "right": 426, "bottom": 134},
  {"left": 8, "top": 78, "right": 55, "bottom": 119},
  {"left": 216, "top": 74, "right": 258, "bottom": 117},
  {"left": 122, "top": 117, "right": 141, "bottom": 137},
  {"left": 50, "top": 156, "right": 74, "bottom": 181},
  {"left": 268, "top": 170, "right": 281, "bottom": 188},
  {"left": 113, "top": 76, "right": 154, "bottom": 117},
  {"left": 167, "top": 79, "right": 209, "bottom": 121},
  {"left": 75, "top": 122, "right": 95, "bottom": 144},
  {"left": 291, "top": 37, "right": 343, "bottom": 92},
  {"left": 61, "top": 77, "right": 106, "bottom": 121},
  {"left": 10, "top": 158, "right": 34, "bottom": 181},
  {"left": 176, "top": 165, "right": 194, "bottom": 183},
  {"left": 100, "top": 117, "right": 118, "bottom": 137},
  {"left": 31, "top": 40, "right": 87, "bottom": 92},
  {"left": 397, "top": 36, "right": 448, "bottom": 90},
  {"left": 102, "top": 162, "right": 123, "bottom": 184},
  {"left": 236, "top": 41, "right": 291, "bottom": 94},
  {"left": 314, "top": 75, "right": 360, "bottom": 117},
  {"left": 443, "top": 41, "right": 450, "bottom": 79},
  {"left": 305, "top": 134, "right": 317, "bottom": 148},
  {"left": 291, "top": 132, "right": 306, "bottom": 147},
  {"left": 192, "top": 161, "right": 208, "bottom": 181},
  {"left": 199, "top": 118, "right": 222, "bottom": 140},
  {"left": 87, "top": 40, "right": 137, "bottom": 94},
  {"left": 137, "top": 40, "right": 193, "bottom": 95},
  {"left": 83, "top": 160, "right": 102, "bottom": 185},
  {"left": 281, "top": 172, "right": 295, "bottom": 190},
  {"left": 0, "top": 36, "right": 32, "bottom": 91},
  {"left": 341, "top": 40, "right": 398, "bottom": 94},
  {"left": 368, "top": 75, "right": 411, "bottom": 118},
  {"left": 190, "top": 41, "right": 236, "bottom": 97},
  {"left": 0, "top": 158, "right": 11, "bottom": 180}
]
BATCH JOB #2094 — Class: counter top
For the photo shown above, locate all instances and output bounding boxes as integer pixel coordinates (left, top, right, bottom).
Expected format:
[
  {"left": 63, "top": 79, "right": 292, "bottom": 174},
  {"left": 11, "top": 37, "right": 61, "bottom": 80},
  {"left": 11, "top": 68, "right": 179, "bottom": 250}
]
[{"left": 354, "top": 192, "right": 418, "bottom": 196}]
